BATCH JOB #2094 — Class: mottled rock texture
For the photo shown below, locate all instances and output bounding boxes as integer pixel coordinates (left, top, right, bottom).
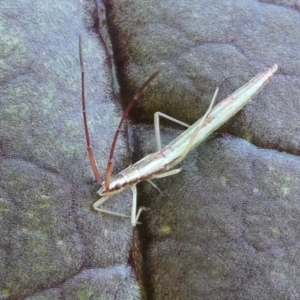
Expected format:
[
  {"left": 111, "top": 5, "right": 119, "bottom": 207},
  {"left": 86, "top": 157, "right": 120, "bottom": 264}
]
[{"left": 1, "top": 0, "right": 300, "bottom": 299}]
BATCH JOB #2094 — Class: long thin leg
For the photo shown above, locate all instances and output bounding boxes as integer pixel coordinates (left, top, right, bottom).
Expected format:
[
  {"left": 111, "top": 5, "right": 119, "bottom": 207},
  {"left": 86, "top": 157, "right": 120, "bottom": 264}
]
[
  {"left": 130, "top": 185, "right": 137, "bottom": 225},
  {"left": 138, "top": 168, "right": 183, "bottom": 224},
  {"left": 180, "top": 86, "right": 219, "bottom": 160},
  {"left": 134, "top": 206, "right": 148, "bottom": 226},
  {"left": 153, "top": 86, "right": 218, "bottom": 154},
  {"left": 147, "top": 180, "right": 163, "bottom": 194},
  {"left": 93, "top": 184, "right": 146, "bottom": 226},
  {"left": 151, "top": 168, "right": 182, "bottom": 179},
  {"left": 154, "top": 112, "right": 190, "bottom": 151},
  {"left": 93, "top": 196, "right": 131, "bottom": 218},
  {"left": 146, "top": 169, "right": 182, "bottom": 197},
  {"left": 131, "top": 185, "right": 148, "bottom": 226}
]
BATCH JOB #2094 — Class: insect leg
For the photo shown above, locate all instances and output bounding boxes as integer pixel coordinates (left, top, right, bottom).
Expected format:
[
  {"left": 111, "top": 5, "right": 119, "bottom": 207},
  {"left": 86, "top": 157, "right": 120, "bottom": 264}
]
[
  {"left": 154, "top": 112, "right": 190, "bottom": 151},
  {"left": 151, "top": 168, "right": 182, "bottom": 179},
  {"left": 147, "top": 180, "right": 163, "bottom": 194},
  {"left": 131, "top": 185, "right": 148, "bottom": 226},
  {"left": 180, "top": 86, "right": 219, "bottom": 160},
  {"left": 93, "top": 196, "right": 130, "bottom": 219}
]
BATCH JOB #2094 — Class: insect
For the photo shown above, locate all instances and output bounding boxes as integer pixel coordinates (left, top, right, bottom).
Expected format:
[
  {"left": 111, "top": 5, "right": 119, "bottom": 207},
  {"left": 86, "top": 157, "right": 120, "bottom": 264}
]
[{"left": 79, "top": 37, "right": 278, "bottom": 226}]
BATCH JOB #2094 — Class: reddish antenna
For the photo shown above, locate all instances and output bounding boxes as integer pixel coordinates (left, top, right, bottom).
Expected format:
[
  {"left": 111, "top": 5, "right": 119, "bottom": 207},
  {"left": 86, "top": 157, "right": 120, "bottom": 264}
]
[
  {"left": 79, "top": 35, "right": 102, "bottom": 183},
  {"left": 105, "top": 71, "right": 160, "bottom": 190}
]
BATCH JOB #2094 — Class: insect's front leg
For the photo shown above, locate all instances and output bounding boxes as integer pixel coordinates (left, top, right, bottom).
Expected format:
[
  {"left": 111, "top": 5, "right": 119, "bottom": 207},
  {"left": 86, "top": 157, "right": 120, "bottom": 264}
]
[
  {"left": 93, "top": 185, "right": 147, "bottom": 226},
  {"left": 181, "top": 86, "right": 219, "bottom": 159},
  {"left": 93, "top": 196, "right": 131, "bottom": 219}
]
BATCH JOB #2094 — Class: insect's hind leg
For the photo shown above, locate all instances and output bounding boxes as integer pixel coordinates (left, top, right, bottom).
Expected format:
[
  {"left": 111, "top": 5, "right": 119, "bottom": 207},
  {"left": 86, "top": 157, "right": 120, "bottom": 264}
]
[
  {"left": 154, "top": 112, "right": 190, "bottom": 151},
  {"left": 131, "top": 185, "right": 148, "bottom": 226},
  {"left": 146, "top": 168, "right": 181, "bottom": 194}
]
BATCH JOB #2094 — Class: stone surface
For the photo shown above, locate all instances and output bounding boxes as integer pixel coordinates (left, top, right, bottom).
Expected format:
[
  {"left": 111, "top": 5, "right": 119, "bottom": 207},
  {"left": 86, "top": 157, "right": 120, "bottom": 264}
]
[
  {"left": 1, "top": 0, "right": 300, "bottom": 299},
  {"left": 0, "top": 0, "right": 138, "bottom": 299}
]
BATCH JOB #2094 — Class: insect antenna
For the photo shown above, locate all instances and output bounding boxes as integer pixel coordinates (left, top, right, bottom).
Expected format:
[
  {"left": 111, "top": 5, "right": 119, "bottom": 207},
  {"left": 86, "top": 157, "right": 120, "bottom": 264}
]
[
  {"left": 79, "top": 35, "right": 102, "bottom": 184},
  {"left": 105, "top": 71, "right": 160, "bottom": 190}
]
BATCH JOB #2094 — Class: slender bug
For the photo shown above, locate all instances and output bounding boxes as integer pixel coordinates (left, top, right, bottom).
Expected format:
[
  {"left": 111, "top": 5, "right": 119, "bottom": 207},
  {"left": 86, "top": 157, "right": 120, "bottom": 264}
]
[{"left": 80, "top": 37, "right": 277, "bottom": 226}]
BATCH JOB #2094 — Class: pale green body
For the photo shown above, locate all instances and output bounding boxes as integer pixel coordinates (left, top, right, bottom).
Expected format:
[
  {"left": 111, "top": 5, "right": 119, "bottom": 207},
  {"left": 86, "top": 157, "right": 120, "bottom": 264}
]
[{"left": 94, "top": 64, "right": 278, "bottom": 226}]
